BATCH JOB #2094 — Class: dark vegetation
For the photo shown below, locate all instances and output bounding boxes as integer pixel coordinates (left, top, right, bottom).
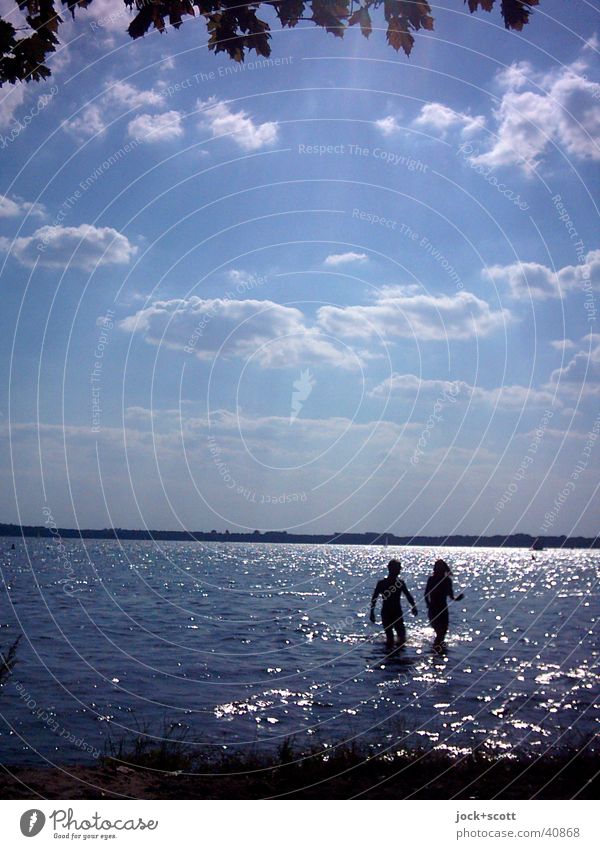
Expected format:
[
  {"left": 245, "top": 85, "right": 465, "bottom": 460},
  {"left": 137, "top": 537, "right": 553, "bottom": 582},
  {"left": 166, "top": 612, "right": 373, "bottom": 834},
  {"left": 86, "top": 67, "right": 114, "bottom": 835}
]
[
  {"left": 1, "top": 1, "right": 542, "bottom": 85},
  {"left": 0, "top": 635, "right": 21, "bottom": 687},
  {"left": 1, "top": 734, "right": 597, "bottom": 799}
]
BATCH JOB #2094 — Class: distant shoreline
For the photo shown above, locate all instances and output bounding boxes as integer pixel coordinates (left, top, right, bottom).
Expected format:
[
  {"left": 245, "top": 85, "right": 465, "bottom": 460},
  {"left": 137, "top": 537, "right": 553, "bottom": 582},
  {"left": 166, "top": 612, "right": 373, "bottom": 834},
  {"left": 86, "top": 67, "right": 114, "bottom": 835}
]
[{"left": 1, "top": 523, "right": 598, "bottom": 548}]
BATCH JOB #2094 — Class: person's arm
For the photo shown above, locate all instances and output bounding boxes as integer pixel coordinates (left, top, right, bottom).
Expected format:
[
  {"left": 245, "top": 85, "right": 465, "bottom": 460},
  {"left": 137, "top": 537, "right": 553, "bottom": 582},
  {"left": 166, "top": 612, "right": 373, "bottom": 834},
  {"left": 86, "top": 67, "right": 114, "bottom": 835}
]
[
  {"left": 447, "top": 578, "right": 464, "bottom": 602},
  {"left": 424, "top": 578, "right": 432, "bottom": 607},
  {"left": 370, "top": 582, "right": 380, "bottom": 622},
  {"left": 402, "top": 582, "right": 419, "bottom": 616}
]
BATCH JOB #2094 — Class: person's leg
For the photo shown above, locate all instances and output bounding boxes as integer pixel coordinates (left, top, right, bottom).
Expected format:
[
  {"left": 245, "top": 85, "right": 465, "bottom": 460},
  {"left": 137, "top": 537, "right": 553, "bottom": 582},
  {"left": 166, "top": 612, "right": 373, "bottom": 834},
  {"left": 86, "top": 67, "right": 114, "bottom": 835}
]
[
  {"left": 381, "top": 614, "right": 395, "bottom": 649},
  {"left": 394, "top": 617, "right": 406, "bottom": 646},
  {"left": 434, "top": 609, "right": 449, "bottom": 645},
  {"left": 429, "top": 607, "right": 443, "bottom": 645}
]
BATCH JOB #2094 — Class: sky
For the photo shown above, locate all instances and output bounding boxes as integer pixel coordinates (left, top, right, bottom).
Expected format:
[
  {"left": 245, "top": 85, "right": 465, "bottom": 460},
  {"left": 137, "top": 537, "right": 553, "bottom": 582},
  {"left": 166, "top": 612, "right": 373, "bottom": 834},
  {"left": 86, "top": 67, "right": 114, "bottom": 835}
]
[{"left": 0, "top": 0, "right": 599, "bottom": 536}]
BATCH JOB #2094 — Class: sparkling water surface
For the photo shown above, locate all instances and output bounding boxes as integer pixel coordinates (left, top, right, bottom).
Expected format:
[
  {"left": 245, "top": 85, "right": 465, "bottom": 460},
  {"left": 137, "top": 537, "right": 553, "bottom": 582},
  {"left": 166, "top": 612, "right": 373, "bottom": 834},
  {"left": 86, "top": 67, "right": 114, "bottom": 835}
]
[{"left": 0, "top": 540, "right": 598, "bottom": 764}]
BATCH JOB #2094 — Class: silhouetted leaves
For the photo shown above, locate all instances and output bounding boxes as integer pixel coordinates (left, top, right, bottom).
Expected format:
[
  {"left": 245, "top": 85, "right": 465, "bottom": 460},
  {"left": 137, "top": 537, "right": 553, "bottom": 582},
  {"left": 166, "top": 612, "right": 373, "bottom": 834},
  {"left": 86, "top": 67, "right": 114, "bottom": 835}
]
[
  {"left": 275, "top": 0, "right": 306, "bottom": 28},
  {"left": 381, "top": 0, "right": 433, "bottom": 56},
  {"left": 0, "top": 0, "right": 544, "bottom": 86},
  {"left": 466, "top": 0, "right": 539, "bottom": 29},
  {"left": 311, "top": 0, "right": 350, "bottom": 38},
  {"left": 500, "top": 0, "right": 539, "bottom": 31},
  {"left": 349, "top": 7, "right": 372, "bottom": 38},
  {"left": 127, "top": 4, "right": 155, "bottom": 38},
  {"left": 467, "top": 0, "right": 494, "bottom": 12},
  {"left": 387, "top": 15, "right": 413, "bottom": 55}
]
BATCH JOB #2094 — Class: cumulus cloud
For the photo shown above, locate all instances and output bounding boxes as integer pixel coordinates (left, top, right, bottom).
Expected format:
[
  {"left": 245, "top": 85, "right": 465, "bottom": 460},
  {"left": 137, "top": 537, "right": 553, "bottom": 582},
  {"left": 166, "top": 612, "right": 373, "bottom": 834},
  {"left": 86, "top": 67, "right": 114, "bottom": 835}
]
[
  {"left": 0, "top": 80, "right": 26, "bottom": 129},
  {"left": 548, "top": 335, "right": 600, "bottom": 394},
  {"left": 316, "top": 288, "right": 509, "bottom": 341},
  {"left": 0, "top": 224, "right": 137, "bottom": 270},
  {"left": 74, "top": 403, "right": 416, "bottom": 448},
  {"left": 63, "top": 104, "right": 107, "bottom": 139},
  {"left": 486, "top": 249, "right": 600, "bottom": 300},
  {"left": 63, "top": 80, "right": 169, "bottom": 139},
  {"left": 0, "top": 194, "right": 45, "bottom": 218},
  {"left": 374, "top": 115, "right": 402, "bottom": 136},
  {"left": 555, "top": 249, "right": 600, "bottom": 292},
  {"left": 106, "top": 80, "right": 164, "bottom": 110},
  {"left": 324, "top": 252, "right": 368, "bottom": 266},
  {"left": 413, "top": 102, "right": 484, "bottom": 136},
  {"left": 550, "top": 338, "right": 578, "bottom": 352},
  {"left": 127, "top": 110, "right": 184, "bottom": 142},
  {"left": 83, "top": 0, "right": 132, "bottom": 33},
  {"left": 471, "top": 57, "right": 600, "bottom": 170},
  {"left": 198, "top": 97, "right": 278, "bottom": 150},
  {"left": 119, "top": 296, "right": 357, "bottom": 369},
  {"left": 370, "top": 372, "right": 557, "bottom": 409},
  {"left": 160, "top": 56, "right": 176, "bottom": 71},
  {"left": 370, "top": 373, "right": 463, "bottom": 399},
  {"left": 486, "top": 260, "right": 560, "bottom": 300},
  {"left": 494, "top": 61, "right": 534, "bottom": 92}
]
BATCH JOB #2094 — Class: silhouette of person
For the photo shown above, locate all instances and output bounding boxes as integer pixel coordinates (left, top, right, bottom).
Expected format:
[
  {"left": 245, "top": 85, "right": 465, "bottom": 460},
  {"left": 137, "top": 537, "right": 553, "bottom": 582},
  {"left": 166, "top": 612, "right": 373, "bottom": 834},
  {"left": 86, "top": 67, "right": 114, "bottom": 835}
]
[
  {"left": 424, "top": 559, "right": 464, "bottom": 647},
  {"left": 370, "top": 559, "right": 418, "bottom": 649}
]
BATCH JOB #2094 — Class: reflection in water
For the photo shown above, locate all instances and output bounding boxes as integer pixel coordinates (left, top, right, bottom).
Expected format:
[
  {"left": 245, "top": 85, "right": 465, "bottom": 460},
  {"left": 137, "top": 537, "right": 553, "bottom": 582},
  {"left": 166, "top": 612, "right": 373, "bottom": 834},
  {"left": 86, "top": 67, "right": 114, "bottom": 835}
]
[{"left": 0, "top": 541, "right": 598, "bottom": 763}]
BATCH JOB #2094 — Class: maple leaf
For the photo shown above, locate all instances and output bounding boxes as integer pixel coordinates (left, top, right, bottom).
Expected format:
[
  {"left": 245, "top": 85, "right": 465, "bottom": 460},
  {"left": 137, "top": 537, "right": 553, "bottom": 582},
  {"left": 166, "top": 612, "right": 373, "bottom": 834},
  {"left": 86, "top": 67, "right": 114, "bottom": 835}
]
[
  {"left": 467, "top": 0, "right": 495, "bottom": 11},
  {"left": 387, "top": 16, "right": 414, "bottom": 55},
  {"left": 349, "top": 7, "right": 372, "bottom": 38}
]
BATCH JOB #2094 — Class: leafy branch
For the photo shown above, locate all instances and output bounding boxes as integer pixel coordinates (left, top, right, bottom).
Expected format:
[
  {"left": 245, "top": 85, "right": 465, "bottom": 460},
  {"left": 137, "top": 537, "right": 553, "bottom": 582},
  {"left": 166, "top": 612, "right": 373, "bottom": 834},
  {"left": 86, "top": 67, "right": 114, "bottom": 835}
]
[{"left": 0, "top": 1, "right": 541, "bottom": 85}]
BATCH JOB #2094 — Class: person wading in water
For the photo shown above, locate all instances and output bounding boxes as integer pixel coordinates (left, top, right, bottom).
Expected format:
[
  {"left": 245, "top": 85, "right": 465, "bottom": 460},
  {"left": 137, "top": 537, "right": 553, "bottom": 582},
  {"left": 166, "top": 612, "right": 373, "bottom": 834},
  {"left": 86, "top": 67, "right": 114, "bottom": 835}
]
[
  {"left": 424, "top": 559, "right": 464, "bottom": 648},
  {"left": 370, "top": 559, "right": 418, "bottom": 650}
]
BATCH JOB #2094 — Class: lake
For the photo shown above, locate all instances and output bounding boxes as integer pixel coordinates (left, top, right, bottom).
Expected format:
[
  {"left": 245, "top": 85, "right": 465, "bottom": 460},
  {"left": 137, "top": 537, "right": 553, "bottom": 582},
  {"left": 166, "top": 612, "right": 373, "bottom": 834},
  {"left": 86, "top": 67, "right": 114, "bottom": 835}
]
[{"left": 0, "top": 540, "right": 598, "bottom": 765}]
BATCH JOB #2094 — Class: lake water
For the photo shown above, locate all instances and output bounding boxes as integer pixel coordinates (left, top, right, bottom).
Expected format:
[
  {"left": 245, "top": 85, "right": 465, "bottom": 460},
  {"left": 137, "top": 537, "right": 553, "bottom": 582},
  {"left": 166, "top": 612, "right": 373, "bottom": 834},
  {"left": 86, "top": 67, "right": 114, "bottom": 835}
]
[{"left": 0, "top": 540, "right": 598, "bottom": 765}]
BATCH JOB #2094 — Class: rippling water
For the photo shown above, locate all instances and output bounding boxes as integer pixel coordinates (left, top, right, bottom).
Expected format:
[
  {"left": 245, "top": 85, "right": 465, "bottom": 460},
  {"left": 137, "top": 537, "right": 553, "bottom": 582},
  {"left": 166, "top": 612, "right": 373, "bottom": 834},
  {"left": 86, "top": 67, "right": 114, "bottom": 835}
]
[{"left": 0, "top": 540, "right": 598, "bottom": 765}]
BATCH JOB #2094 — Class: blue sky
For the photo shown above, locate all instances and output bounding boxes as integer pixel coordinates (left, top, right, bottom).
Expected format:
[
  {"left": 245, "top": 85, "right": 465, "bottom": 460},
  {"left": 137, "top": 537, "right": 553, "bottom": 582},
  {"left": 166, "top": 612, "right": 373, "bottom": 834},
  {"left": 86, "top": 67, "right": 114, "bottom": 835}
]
[{"left": 0, "top": 1, "right": 599, "bottom": 535}]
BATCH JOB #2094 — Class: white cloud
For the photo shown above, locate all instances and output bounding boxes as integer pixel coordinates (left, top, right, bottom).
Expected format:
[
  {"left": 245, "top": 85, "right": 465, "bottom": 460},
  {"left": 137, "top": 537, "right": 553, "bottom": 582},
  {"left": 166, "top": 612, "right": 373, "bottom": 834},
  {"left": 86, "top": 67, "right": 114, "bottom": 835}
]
[
  {"left": 486, "top": 249, "right": 600, "bottom": 300},
  {"left": 324, "top": 252, "right": 368, "bottom": 266},
  {"left": 317, "top": 288, "right": 510, "bottom": 341},
  {"left": 84, "top": 404, "right": 419, "bottom": 448},
  {"left": 63, "top": 80, "right": 169, "bottom": 139},
  {"left": 374, "top": 115, "right": 401, "bottom": 136},
  {"left": 198, "top": 97, "right": 278, "bottom": 150},
  {"left": 413, "top": 102, "right": 485, "bottom": 136},
  {"left": 550, "top": 338, "right": 578, "bottom": 352},
  {"left": 370, "top": 373, "right": 463, "bottom": 399},
  {"left": 556, "top": 249, "right": 600, "bottom": 292},
  {"left": 486, "top": 260, "right": 559, "bottom": 300},
  {"left": 83, "top": 0, "right": 133, "bottom": 33},
  {"left": 548, "top": 336, "right": 600, "bottom": 394},
  {"left": 0, "top": 194, "right": 45, "bottom": 218},
  {"left": 0, "top": 81, "right": 26, "bottom": 129},
  {"left": 161, "top": 56, "right": 176, "bottom": 71},
  {"left": 63, "top": 104, "right": 107, "bottom": 139},
  {"left": 127, "top": 110, "right": 184, "bottom": 142},
  {"left": 120, "top": 296, "right": 357, "bottom": 369},
  {"left": 471, "top": 57, "right": 600, "bottom": 170},
  {"left": 105, "top": 80, "right": 164, "bottom": 110},
  {"left": 494, "top": 61, "right": 535, "bottom": 91},
  {"left": 0, "top": 224, "right": 137, "bottom": 270},
  {"left": 124, "top": 406, "right": 156, "bottom": 422},
  {"left": 370, "top": 372, "right": 557, "bottom": 408}
]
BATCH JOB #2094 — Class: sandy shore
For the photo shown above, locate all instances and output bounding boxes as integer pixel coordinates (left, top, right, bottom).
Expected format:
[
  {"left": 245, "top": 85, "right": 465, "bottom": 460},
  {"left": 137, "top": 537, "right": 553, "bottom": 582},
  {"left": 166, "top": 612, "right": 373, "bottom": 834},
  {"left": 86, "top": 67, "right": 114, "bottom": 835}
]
[{"left": 1, "top": 744, "right": 597, "bottom": 799}]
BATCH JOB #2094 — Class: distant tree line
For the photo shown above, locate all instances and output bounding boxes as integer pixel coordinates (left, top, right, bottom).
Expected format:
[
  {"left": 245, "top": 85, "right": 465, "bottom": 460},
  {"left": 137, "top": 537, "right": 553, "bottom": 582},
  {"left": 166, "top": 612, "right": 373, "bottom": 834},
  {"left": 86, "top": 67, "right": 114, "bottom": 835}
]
[{"left": 1, "top": 522, "right": 597, "bottom": 548}]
